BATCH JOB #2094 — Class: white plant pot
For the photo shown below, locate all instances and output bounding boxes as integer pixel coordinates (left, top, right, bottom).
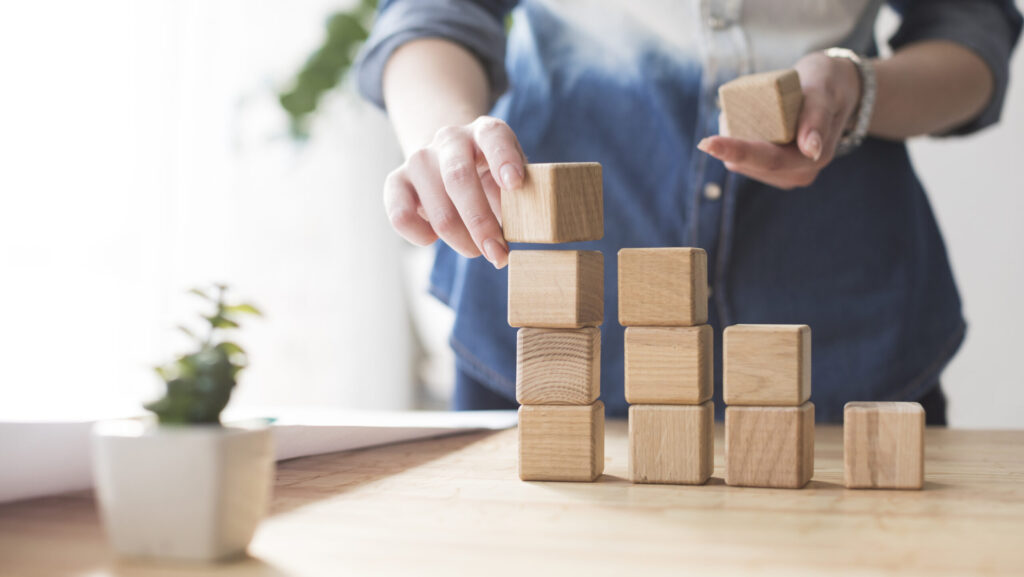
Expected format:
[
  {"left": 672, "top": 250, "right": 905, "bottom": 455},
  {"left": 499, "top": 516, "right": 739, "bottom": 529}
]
[{"left": 91, "top": 419, "right": 274, "bottom": 562}]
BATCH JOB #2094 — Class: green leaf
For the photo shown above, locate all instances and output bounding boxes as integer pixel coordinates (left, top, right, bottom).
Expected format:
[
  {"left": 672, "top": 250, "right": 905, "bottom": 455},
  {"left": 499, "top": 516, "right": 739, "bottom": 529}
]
[
  {"left": 277, "top": 2, "right": 376, "bottom": 135},
  {"left": 206, "top": 315, "right": 240, "bottom": 329},
  {"left": 217, "top": 341, "right": 247, "bottom": 357},
  {"left": 173, "top": 355, "right": 198, "bottom": 380},
  {"left": 188, "top": 288, "right": 213, "bottom": 301},
  {"left": 225, "top": 303, "right": 262, "bottom": 316},
  {"left": 177, "top": 325, "right": 198, "bottom": 339}
]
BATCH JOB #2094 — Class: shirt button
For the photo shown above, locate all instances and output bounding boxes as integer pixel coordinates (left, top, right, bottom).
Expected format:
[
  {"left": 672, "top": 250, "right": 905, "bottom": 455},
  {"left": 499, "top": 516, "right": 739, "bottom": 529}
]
[
  {"left": 708, "top": 16, "right": 730, "bottom": 30},
  {"left": 703, "top": 182, "right": 722, "bottom": 200}
]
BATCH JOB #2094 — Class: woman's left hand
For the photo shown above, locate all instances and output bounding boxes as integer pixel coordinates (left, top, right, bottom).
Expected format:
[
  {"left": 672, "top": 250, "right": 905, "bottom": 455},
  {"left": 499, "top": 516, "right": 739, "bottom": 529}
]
[{"left": 697, "top": 51, "right": 862, "bottom": 190}]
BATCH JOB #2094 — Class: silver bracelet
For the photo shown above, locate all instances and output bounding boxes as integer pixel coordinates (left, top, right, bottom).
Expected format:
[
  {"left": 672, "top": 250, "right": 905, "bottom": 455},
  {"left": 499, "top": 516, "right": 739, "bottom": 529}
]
[{"left": 825, "top": 47, "right": 876, "bottom": 157}]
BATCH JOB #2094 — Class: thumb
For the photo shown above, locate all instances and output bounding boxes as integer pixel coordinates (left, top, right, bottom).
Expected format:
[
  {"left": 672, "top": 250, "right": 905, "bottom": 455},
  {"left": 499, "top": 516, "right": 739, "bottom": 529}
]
[{"left": 796, "top": 93, "right": 836, "bottom": 162}]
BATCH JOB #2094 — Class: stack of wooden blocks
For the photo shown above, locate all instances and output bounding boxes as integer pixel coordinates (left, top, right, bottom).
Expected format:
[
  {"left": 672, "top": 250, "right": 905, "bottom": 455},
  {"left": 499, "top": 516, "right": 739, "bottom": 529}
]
[
  {"left": 620, "top": 247, "right": 713, "bottom": 485},
  {"left": 504, "top": 162, "right": 606, "bottom": 482},
  {"left": 717, "top": 70, "right": 817, "bottom": 488},
  {"left": 723, "top": 324, "right": 815, "bottom": 488},
  {"left": 502, "top": 159, "right": 927, "bottom": 491}
]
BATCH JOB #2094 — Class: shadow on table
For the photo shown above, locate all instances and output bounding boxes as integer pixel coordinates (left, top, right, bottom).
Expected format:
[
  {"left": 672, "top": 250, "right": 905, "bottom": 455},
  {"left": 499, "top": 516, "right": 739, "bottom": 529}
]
[
  {"left": 536, "top": 475, "right": 947, "bottom": 492},
  {"left": 804, "top": 479, "right": 951, "bottom": 491},
  {"left": 107, "top": 554, "right": 293, "bottom": 577},
  {"left": 593, "top": 475, "right": 729, "bottom": 486},
  {"left": 269, "top": 429, "right": 499, "bottom": 516}
]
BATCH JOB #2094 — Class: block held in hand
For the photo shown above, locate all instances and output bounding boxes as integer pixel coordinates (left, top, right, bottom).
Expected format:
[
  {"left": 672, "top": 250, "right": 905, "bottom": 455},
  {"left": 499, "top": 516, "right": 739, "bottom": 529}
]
[
  {"left": 501, "top": 163, "right": 603, "bottom": 243},
  {"left": 719, "top": 69, "right": 803, "bottom": 143}
]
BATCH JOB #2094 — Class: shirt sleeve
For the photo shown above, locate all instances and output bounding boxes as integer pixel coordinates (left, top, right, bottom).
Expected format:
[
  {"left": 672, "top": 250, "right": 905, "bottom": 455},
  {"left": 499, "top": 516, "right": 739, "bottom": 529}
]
[
  {"left": 355, "top": 0, "right": 518, "bottom": 110},
  {"left": 887, "top": 0, "right": 1023, "bottom": 136}
]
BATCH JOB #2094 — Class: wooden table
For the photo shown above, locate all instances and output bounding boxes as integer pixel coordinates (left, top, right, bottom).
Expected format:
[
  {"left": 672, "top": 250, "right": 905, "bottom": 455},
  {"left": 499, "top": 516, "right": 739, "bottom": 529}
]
[{"left": 2, "top": 423, "right": 1023, "bottom": 576}]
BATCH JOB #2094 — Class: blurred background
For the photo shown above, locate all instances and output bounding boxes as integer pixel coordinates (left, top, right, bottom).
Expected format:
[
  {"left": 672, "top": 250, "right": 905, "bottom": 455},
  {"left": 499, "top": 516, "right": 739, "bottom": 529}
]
[{"left": 0, "top": 1, "right": 1020, "bottom": 428}]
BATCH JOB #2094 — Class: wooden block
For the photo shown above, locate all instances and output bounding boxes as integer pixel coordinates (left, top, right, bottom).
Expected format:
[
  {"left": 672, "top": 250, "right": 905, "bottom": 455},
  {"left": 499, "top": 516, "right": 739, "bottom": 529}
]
[
  {"left": 624, "top": 326, "right": 712, "bottom": 404},
  {"left": 617, "top": 247, "right": 707, "bottom": 327},
  {"left": 718, "top": 69, "right": 803, "bottom": 143},
  {"left": 629, "top": 402, "right": 714, "bottom": 485},
  {"left": 518, "top": 402, "right": 605, "bottom": 482},
  {"left": 501, "top": 163, "right": 603, "bottom": 243},
  {"left": 723, "top": 324, "right": 811, "bottom": 406},
  {"left": 508, "top": 250, "right": 603, "bottom": 328},
  {"left": 844, "top": 402, "right": 925, "bottom": 490},
  {"left": 516, "top": 327, "right": 600, "bottom": 405},
  {"left": 725, "top": 403, "right": 814, "bottom": 489}
]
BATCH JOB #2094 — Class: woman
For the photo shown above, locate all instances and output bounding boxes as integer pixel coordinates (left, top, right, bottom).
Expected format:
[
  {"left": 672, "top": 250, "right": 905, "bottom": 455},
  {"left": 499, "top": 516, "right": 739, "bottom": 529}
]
[{"left": 355, "top": 0, "right": 1021, "bottom": 424}]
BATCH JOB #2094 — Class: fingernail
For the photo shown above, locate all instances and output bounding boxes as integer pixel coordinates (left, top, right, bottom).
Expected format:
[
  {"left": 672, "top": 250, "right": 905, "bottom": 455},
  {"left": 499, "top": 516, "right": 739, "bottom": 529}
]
[
  {"left": 697, "top": 138, "right": 712, "bottom": 153},
  {"left": 805, "top": 131, "right": 822, "bottom": 161},
  {"left": 483, "top": 238, "right": 508, "bottom": 269},
  {"left": 499, "top": 163, "right": 522, "bottom": 190}
]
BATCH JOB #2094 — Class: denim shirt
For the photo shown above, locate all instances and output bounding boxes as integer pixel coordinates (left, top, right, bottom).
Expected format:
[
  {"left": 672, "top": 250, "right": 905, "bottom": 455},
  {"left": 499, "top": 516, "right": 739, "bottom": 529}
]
[{"left": 358, "top": 0, "right": 1022, "bottom": 422}]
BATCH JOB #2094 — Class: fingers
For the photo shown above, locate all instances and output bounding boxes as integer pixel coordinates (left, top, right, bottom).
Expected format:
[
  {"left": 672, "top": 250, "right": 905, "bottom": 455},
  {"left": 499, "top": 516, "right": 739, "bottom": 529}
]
[
  {"left": 480, "top": 169, "right": 503, "bottom": 225},
  {"left": 701, "top": 52, "right": 863, "bottom": 189},
  {"left": 405, "top": 147, "right": 480, "bottom": 259},
  {"left": 384, "top": 170, "right": 438, "bottom": 246},
  {"left": 435, "top": 127, "right": 509, "bottom": 267},
  {"left": 382, "top": 116, "right": 520, "bottom": 268},
  {"left": 471, "top": 117, "right": 525, "bottom": 191},
  {"left": 697, "top": 136, "right": 818, "bottom": 190},
  {"left": 698, "top": 136, "right": 808, "bottom": 172},
  {"left": 795, "top": 85, "right": 841, "bottom": 162},
  {"left": 794, "top": 52, "right": 861, "bottom": 162},
  {"left": 723, "top": 164, "right": 816, "bottom": 190}
]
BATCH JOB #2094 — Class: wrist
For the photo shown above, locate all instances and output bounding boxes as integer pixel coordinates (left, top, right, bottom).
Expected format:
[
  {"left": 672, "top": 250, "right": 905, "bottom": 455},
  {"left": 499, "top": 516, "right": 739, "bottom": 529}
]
[
  {"left": 836, "top": 57, "right": 862, "bottom": 130},
  {"left": 824, "top": 47, "right": 876, "bottom": 156}
]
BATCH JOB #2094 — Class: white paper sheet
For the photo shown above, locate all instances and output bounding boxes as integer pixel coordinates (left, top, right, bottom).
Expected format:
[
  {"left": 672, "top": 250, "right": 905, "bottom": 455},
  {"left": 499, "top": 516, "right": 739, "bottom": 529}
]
[{"left": 0, "top": 408, "right": 518, "bottom": 504}]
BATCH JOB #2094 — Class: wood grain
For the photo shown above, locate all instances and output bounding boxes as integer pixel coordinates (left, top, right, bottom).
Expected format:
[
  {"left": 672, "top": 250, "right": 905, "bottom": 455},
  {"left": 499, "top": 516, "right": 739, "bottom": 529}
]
[
  {"left": 507, "top": 250, "right": 604, "bottom": 328},
  {"left": 629, "top": 402, "right": 713, "bottom": 485},
  {"left": 725, "top": 403, "right": 815, "bottom": 489},
  {"left": 624, "top": 326, "right": 712, "bottom": 404},
  {"left": 516, "top": 327, "right": 600, "bottom": 405},
  {"left": 4, "top": 424, "right": 1024, "bottom": 576},
  {"left": 844, "top": 402, "right": 925, "bottom": 490},
  {"left": 518, "top": 402, "right": 605, "bottom": 482},
  {"left": 719, "top": 69, "right": 803, "bottom": 143},
  {"left": 501, "top": 163, "right": 603, "bottom": 243},
  {"left": 617, "top": 247, "right": 708, "bottom": 327},
  {"left": 724, "top": 324, "right": 811, "bottom": 406}
]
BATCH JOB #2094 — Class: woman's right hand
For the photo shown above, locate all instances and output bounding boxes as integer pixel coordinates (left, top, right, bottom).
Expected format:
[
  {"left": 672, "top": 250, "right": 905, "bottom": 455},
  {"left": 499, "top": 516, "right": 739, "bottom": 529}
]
[{"left": 383, "top": 115, "right": 526, "bottom": 269}]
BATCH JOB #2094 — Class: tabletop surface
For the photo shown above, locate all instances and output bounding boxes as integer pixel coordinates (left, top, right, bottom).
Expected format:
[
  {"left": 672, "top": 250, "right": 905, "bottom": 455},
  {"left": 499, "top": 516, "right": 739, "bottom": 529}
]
[{"left": 2, "top": 422, "right": 1023, "bottom": 577}]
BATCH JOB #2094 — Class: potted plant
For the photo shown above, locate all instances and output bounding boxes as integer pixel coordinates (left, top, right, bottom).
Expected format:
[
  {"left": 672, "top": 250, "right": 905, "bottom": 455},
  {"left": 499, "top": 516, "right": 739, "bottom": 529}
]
[{"left": 92, "top": 285, "right": 273, "bottom": 562}]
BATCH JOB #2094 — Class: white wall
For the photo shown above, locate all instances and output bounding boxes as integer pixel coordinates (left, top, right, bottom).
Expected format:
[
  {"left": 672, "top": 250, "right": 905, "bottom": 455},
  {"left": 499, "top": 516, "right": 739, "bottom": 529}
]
[
  {"left": 877, "top": 5, "right": 1024, "bottom": 428},
  {"left": 909, "top": 97, "right": 1024, "bottom": 429},
  {"left": 0, "top": 0, "right": 412, "bottom": 418}
]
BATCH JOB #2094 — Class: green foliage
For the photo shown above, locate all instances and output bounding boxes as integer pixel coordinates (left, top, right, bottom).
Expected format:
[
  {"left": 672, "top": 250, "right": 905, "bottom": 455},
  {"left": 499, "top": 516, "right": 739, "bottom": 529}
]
[
  {"left": 278, "top": 0, "right": 378, "bottom": 138},
  {"left": 145, "top": 285, "right": 263, "bottom": 425},
  {"left": 278, "top": 1, "right": 517, "bottom": 139}
]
